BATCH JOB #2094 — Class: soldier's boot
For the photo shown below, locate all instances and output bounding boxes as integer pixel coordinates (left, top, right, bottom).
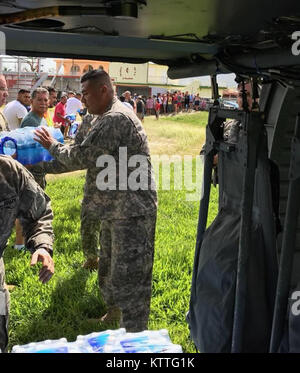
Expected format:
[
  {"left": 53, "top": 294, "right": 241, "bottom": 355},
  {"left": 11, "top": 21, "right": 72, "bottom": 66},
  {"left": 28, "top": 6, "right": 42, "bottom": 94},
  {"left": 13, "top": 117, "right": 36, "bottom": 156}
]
[
  {"left": 100, "top": 306, "right": 121, "bottom": 323},
  {"left": 82, "top": 257, "right": 99, "bottom": 271}
]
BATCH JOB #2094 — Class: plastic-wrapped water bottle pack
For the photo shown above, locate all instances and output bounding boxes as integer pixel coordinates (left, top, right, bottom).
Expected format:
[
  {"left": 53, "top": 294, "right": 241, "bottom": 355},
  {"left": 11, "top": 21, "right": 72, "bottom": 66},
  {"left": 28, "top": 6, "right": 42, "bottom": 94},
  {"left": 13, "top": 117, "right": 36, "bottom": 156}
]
[
  {"left": 11, "top": 329, "right": 183, "bottom": 353},
  {"left": 0, "top": 126, "right": 64, "bottom": 165}
]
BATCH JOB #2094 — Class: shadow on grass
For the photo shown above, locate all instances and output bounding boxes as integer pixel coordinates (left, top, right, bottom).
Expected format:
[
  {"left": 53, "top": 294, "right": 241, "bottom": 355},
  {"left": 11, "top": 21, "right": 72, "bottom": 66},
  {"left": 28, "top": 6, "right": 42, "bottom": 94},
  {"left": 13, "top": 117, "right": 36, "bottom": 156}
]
[
  {"left": 52, "top": 203, "right": 81, "bottom": 233},
  {"left": 23, "top": 268, "right": 109, "bottom": 345}
]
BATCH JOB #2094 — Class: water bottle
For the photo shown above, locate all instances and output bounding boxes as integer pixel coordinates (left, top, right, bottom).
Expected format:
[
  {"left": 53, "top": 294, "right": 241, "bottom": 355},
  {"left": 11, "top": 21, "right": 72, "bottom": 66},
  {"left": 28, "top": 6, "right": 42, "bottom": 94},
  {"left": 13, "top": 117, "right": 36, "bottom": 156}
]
[
  {"left": 11, "top": 328, "right": 183, "bottom": 353},
  {"left": 0, "top": 126, "right": 64, "bottom": 165},
  {"left": 76, "top": 328, "right": 126, "bottom": 353},
  {"left": 66, "top": 114, "right": 76, "bottom": 122},
  {"left": 99, "top": 329, "right": 180, "bottom": 353},
  {"left": 68, "top": 122, "right": 79, "bottom": 138},
  {"left": 113, "top": 329, "right": 173, "bottom": 353},
  {"left": 63, "top": 341, "right": 94, "bottom": 353},
  {"left": 11, "top": 338, "right": 68, "bottom": 353}
]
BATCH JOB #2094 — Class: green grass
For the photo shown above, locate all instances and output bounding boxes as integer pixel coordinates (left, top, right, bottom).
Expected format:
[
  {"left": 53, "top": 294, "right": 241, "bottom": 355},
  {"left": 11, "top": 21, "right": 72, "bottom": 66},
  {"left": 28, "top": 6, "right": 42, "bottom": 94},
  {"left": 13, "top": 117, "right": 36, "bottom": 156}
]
[
  {"left": 4, "top": 111, "right": 220, "bottom": 353},
  {"left": 160, "top": 111, "right": 209, "bottom": 126},
  {"left": 142, "top": 112, "right": 208, "bottom": 156}
]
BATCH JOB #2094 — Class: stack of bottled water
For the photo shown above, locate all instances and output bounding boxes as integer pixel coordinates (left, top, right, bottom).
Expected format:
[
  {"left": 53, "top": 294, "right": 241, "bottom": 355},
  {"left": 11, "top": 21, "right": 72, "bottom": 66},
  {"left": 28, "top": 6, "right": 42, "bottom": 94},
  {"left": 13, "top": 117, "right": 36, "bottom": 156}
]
[
  {"left": 0, "top": 126, "right": 64, "bottom": 165},
  {"left": 68, "top": 122, "right": 79, "bottom": 139},
  {"left": 11, "top": 337, "right": 94, "bottom": 353},
  {"left": 11, "top": 329, "right": 183, "bottom": 353}
]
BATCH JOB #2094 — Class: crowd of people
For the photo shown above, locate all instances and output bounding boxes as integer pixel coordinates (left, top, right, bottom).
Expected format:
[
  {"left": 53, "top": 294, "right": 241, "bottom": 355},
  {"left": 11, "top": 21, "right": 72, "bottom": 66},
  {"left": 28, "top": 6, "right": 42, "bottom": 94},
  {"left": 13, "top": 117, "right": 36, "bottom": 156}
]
[
  {"left": 118, "top": 90, "right": 210, "bottom": 121},
  {"left": 2, "top": 87, "right": 84, "bottom": 140},
  {"left": 1, "top": 88, "right": 208, "bottom": 143}
]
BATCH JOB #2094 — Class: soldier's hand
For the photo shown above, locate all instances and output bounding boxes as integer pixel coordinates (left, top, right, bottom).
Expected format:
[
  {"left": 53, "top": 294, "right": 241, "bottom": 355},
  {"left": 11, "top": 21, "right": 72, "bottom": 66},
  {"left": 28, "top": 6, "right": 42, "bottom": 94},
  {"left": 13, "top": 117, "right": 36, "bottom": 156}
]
[
  {"left": 30, "top": 248, "right": 54, "bottom": 284},
  {"left": 34, "top": 127, "right": 55, "bottom": 150}
]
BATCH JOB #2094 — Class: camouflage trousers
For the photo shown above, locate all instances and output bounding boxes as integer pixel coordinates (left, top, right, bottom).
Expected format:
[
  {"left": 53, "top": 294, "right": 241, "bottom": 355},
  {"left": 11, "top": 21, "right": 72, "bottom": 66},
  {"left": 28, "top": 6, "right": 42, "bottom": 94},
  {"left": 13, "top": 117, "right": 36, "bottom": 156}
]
[
  {"left": 31, "top": 171, "right": 46, "bottom": 190},
  {"left": 80, "top": 207, "right": 101, "bottom": 260},
  {"left": 98, "top": 213, "right": 157, "bottom": 332},
  {"left": 0, "top": 258, "right": 10, "bottom": 353}
]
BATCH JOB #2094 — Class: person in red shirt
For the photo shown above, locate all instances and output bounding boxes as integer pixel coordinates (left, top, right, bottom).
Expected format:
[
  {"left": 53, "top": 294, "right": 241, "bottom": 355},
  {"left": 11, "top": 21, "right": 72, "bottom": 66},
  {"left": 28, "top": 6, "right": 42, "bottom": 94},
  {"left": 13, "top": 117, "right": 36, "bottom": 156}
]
[
  {"left": 173, "top": 92, "right": 178, "bottom": 114},
  {"left": 154, "top": 97, "right": 161, "bottom": 120},
  {"left": 53, "top": 93, "right": 71, "bottom": 137}
]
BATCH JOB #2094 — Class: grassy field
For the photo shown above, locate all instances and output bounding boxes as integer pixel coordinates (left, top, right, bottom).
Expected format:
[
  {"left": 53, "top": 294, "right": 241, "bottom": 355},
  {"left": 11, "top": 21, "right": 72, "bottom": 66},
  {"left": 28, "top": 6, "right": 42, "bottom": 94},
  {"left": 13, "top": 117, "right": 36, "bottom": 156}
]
[{"left": 4, "top": 111, "right": 219, "bottom": 353}]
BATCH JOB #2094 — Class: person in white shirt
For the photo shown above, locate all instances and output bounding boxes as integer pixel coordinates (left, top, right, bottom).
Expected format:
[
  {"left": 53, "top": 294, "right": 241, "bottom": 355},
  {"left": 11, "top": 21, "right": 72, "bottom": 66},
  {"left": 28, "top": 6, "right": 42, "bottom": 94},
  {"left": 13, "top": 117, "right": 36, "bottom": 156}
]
[
  {"left": 3, "top": 89, "right": 31, "bottom": 130},
  {"left": 66, "top": 92, "right": 83, "bottom": 116},
  {"left": 119, "top": 95, "right": 134, "bottom": 111}
]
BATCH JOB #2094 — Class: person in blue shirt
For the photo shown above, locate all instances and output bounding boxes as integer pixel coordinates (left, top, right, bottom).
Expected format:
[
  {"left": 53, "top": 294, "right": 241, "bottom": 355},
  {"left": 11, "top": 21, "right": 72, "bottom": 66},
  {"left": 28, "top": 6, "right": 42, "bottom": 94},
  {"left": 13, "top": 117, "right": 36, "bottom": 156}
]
[
  {"left": 20, "top": 87, "right": 49, "bottom": 190},
  {"left": 21, "top": 88, "right": 49, "bottom": 128}
]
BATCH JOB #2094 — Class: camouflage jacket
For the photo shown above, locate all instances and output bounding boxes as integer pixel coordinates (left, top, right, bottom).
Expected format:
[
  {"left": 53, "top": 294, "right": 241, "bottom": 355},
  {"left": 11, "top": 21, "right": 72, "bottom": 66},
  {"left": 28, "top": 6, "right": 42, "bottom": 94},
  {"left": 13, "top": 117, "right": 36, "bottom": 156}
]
[
  {"left": 32, "top": 97, "right": 158, "bottom": 220},
  {"left": 0, "top": 155, "right": 54, "bottom": 258},
  {"left": 73, "top": 113, "right": 97, "bottom": 145}
]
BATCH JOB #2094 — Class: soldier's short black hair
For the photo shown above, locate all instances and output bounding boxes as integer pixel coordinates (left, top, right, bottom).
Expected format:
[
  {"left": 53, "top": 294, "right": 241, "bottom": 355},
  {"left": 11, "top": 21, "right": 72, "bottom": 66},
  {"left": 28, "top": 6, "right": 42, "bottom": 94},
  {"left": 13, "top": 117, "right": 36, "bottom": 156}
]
[{"left": 81, "top": 69, "right": 112, "bottom": 88}]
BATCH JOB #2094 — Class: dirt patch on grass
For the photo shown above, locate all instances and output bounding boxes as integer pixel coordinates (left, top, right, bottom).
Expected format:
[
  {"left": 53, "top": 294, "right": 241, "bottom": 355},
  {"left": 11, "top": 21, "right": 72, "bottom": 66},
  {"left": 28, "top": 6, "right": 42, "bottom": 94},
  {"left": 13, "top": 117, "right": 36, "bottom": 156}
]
[{"left": 46, "top": 170, "right": 86, "bottom": 181}]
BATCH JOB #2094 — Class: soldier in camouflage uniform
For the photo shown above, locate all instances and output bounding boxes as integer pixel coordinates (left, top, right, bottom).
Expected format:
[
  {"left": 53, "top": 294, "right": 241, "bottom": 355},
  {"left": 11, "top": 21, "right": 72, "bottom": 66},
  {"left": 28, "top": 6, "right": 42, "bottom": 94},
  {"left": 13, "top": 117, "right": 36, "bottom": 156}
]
[
  {"left": 31, "top": 112, "right": 101, "bottom": 269},
  {"left": 0, "top": 75, "right": 26, "bottom": 253},
  {"left": 33, "top": 69, "right": 158, "bottom": 332},
  {"left": 74, "top": 113, "right": 102, "bottom": 269},
  {"left": 73, "top": 112, "right": 96, "bottom": 145},
  {"left": 0, "top": 155, "right": 54, "bottom": 352}
]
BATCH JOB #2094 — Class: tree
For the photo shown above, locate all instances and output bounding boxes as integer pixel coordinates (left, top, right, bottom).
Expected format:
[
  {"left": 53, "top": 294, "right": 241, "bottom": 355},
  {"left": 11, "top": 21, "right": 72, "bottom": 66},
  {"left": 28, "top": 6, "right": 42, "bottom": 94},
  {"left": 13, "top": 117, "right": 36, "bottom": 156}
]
[{"left": 18, "top": 57, "right": 40, "bottom": 73}]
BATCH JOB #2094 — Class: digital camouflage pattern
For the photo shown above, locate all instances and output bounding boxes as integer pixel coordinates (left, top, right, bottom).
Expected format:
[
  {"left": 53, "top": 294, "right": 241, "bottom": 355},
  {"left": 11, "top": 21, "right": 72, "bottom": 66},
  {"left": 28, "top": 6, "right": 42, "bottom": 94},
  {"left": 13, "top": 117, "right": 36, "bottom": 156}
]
[
  {"left": 0, "top": 155, "right": 54, "bottom": 257},
  {"left": 73, "top": 113, "right": 97, "bottom": 145},
  {"left": 32, "top": 97, "right": 158, "bottom": 219},
  {"left": 98, "top": 213, "right": 157, "bottom": 332},
  {"left": 0, "top": 258, "right": 9, "bottom": 352},
  {"left": 30, "top": 171, "right": 47, "bottom": 190},
  {"left": 75, "top": 113, "right": 100, "bottom": 260},
  {"left": 0, "top": 155, "right": 54, "bottom": 352},
  {"left": 34, "top": 112, "right": 100, "bottom": 260},
  {"left": 80, "top": 207, "right": 100, "bottom": 260},
  {"left": 31, "top": 97, "right": 158, "bottom": 330}
]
